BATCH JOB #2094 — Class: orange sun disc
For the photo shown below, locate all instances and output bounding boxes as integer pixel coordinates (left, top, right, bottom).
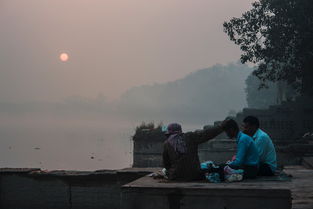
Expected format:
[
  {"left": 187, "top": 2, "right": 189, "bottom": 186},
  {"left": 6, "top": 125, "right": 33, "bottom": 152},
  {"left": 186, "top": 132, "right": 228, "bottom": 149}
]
[{"left": 60, "top": 53, "right": 69, "bottom": 62}]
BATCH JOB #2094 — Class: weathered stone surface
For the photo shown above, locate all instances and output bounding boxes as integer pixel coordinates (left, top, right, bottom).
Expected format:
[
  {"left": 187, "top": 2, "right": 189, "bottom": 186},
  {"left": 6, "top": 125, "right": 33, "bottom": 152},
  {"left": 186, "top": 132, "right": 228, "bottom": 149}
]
[
  {"left": 0, "top": 174, "right": 69, "bottom": 209},
  {"left": 284, "top": 166, "right": 313, "bottom": 209},
  {"left": 0, "top": 167, "right": 159, "bottom": 209},
  {"left": 0, "top": 168, "right": 40, "bottom": 173},
  {"left": 236, "top": 96, "right": 313, "bottom": 143},
  {"left": 117, "top": 167, "right": 159, "bottom": 185},
  {"left": 121, "top": 176, "right": 292, "bottom": 209},
  {"left": 68, "top": 172, "right": 119, "bottom": 209},
  {"left": 133, "top": 128, "right": 166, "bottom": 167},
  {"left": 302, "top": 157, "right": 313, "bottom": 169},
  {"left": 71, "top": 183, "right": 119, "bottom": 209},
  {"left": 0, "top": 166, "right": 312, "bottom": 209}
]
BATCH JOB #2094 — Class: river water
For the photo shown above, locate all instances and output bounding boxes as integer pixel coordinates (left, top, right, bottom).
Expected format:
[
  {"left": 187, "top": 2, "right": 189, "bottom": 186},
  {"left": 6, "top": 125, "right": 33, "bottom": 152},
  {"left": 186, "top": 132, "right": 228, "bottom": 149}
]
[{"left": 0, "top": 112, "right": 202, "bottom": 170}]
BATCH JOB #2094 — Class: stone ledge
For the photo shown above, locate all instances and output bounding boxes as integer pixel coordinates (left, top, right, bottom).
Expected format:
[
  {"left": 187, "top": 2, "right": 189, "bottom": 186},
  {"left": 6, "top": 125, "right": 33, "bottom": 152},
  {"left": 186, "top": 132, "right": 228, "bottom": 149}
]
[
  {"left": 0, "top": 167, "right": 157, "bottom": 176},
  {"left": 0, "top": 168, "right": 40, "bottom": 173},
  {"left": 121, "top": 176, "right": 292, "bottom": 209},
  {"left": 302, "top": 157, "right": 313, "bottom": 169}
]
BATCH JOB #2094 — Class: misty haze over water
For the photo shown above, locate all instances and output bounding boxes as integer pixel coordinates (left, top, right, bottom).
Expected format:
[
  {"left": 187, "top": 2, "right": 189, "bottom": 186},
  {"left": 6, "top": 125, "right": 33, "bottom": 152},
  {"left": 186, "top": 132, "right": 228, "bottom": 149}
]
[
  {"left": 0, "top": 112, "right": 134, "bottom": 170},
  {"left": 0, "top": 63, "right": 252, "bottom": 170}
]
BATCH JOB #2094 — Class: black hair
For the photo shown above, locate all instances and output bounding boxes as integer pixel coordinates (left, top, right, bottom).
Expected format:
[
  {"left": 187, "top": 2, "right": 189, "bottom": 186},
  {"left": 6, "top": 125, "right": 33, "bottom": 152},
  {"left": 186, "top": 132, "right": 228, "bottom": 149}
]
[
  {"left": 243, "top": 116, "right": 260, "bottom": 128},
  {"left": 224, "top": 119, "right": 239, "bottom": 131}
]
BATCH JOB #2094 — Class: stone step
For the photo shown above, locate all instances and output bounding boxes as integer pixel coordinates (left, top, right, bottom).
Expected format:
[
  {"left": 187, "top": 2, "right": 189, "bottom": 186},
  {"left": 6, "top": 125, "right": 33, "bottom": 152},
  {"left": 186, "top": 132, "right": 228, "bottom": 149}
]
[
  {"left": 121, "top": 176, "right": 292, "bottom": 209},
  {"left": 302, "top": 157, "right": 313, "bottom": 169}
]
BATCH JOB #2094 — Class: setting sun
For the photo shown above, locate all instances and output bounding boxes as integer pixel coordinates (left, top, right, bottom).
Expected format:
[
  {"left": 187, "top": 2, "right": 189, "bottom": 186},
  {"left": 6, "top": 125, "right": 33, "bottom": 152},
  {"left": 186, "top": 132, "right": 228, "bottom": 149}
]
[{"left": 59, "top": 53, "right": 69, "bottom": 62}]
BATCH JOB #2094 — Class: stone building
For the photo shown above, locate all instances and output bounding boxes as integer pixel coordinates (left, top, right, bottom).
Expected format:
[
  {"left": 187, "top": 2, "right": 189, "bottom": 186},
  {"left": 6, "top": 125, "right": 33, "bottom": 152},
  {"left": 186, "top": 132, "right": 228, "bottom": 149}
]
[{"left": 236, "top": 96, "right": 313, "bottom": 144}]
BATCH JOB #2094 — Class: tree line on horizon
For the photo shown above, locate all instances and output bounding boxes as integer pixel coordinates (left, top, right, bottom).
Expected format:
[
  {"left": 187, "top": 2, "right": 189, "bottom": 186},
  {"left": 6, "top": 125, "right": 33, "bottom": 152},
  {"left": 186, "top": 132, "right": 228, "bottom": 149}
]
[{"left": 0, "top": 62, "right": 290, "bottom": 124}]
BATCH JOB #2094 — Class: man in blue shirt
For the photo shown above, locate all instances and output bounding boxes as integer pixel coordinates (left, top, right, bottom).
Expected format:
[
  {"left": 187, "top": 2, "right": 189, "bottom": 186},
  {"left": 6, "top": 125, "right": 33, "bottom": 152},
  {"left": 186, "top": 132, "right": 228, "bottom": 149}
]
[
  {"left": 242, "top": 116, "right": 277, "bottom": 176},
  {"left": 224, "top": 119, "right": 259, "bottom": 179}
]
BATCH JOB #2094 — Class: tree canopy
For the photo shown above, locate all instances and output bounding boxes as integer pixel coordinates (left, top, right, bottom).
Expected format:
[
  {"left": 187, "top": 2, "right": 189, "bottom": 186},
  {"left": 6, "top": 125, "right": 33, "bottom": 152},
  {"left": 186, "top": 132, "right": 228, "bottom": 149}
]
[
  {"left": 245, "top": 73, "right": 297, "bottom": 108},
  {"left": 223, "top": 0, "right": 313, "bottom": 95}
]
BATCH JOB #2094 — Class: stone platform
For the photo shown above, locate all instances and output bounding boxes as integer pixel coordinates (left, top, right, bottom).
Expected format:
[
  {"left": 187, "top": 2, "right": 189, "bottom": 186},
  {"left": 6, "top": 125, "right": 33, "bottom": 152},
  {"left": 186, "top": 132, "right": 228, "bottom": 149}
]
[
  {"left": 0, "top": 166, "right": 311, "bottom": 209},
  {"left": 121, "top": 165, "right": 313, "bottom": 209},
  {"left": 121, "top": 176, "right": 292, "bottom": 209}
]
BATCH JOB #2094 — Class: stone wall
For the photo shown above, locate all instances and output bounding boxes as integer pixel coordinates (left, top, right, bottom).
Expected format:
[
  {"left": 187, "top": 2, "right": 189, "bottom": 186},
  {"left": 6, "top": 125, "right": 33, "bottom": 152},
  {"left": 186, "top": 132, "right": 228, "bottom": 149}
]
[
  {"left": 236, "top": 96, "right": 313, "bottom": 143},
  {"left": 0, "top": 168, "right": 156, "bottom": 209},
  {"left": 132, "top": 128, "right": 166, "bottom": 167}
]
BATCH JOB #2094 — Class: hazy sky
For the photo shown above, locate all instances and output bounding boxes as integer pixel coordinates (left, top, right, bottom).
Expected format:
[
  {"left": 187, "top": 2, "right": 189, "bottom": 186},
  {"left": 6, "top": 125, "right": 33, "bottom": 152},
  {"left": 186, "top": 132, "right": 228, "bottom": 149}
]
[{"left": 0, "top": 0, "right": 255, "bottom": 102}]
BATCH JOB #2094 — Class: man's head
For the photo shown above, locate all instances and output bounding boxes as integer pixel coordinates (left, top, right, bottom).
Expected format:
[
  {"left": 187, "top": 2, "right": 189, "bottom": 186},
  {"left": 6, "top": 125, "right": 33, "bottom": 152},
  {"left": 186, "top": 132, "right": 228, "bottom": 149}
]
[
  {"left": 164, "top": 123, "right": 182, "bottom": 137},
  {"left": 223, "top": 119, "right": 239, "bottom": 139},
  {"left": 242, "top": 116, "right": 259, "bottom": 136}
]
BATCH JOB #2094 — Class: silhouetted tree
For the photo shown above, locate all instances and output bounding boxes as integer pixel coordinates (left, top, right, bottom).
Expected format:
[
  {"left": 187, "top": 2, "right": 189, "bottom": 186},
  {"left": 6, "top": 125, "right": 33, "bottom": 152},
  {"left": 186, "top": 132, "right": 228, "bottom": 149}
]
[
  {"left": 223, "top": 0, "right": 313, "bottom": 95},
  {"left": 245, "top": 74, "right": 277, "bottom": 108},
  {"left": 245, "top": 73, "right": 299, "bottom": 109}
]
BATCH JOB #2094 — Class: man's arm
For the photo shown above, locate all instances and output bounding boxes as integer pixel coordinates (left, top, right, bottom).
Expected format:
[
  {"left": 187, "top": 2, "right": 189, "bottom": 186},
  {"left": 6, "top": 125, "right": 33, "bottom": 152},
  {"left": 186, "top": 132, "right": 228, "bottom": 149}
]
[
  {"left": 230, "top": 137, "right": 249, "bottom": 167},
  {"left": 255, "top": 136, "right": 267, "bottom": 159},
  {"left": 188, "top": 125, "right": 224, "bottom": 145},
  {"left": 162, "top": 143, "right": 171, "bottom": 170}
]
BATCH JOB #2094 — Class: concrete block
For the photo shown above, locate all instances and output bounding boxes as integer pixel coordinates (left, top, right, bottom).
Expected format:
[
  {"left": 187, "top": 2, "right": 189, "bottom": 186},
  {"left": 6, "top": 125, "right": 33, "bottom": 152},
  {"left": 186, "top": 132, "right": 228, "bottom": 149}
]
[
  {"left": 117, "top": 167, "right": 159, "bottom": 185},
  {"left": 0, "top": 174, "right": 69, "bottom": 209},
  {"left": 69, "top": 173, "right": 120, "bottom": 209},
  {"left": 121, "top": 176, "right": 292, "bottom": 209}
]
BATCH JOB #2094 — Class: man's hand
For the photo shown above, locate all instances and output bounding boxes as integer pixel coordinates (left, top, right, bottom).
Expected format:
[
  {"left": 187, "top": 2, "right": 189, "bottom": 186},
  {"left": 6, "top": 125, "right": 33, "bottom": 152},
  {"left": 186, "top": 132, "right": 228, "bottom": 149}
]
[{"left": 219, "top": 119, "right": 230, "bottom": 131}]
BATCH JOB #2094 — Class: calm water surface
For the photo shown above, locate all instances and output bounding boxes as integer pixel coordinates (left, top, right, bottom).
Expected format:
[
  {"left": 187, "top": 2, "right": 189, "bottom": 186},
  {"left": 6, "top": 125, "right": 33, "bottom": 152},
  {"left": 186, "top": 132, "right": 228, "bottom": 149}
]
[{"left": 0, "top": 112, "right": 202, "bottom": 170}]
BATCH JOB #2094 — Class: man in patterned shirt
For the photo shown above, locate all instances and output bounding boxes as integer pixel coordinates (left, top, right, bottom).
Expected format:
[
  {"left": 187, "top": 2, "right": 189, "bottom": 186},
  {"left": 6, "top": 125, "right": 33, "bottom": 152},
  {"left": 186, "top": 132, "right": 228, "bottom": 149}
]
[{"left": 162, "top": 122, "right": 225, "bottom": 181}]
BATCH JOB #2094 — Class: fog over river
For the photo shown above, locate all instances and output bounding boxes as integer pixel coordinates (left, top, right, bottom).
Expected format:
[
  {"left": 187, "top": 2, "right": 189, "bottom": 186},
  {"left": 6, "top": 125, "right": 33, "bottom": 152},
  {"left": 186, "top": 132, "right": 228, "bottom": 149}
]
[
  {"left": 0, "top": 111, "right": 202, "bottom": 170},
  {"left": 0, "top": 63, "right": 251, "bottom": 170}
]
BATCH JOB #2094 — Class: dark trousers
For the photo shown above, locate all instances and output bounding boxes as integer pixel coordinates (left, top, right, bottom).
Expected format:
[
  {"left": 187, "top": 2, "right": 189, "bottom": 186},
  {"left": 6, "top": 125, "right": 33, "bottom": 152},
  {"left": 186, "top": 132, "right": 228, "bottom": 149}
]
[
  {"left": 211, "top": 164, "right": 258, "bottom": 181},
  {"left": 258, "top": 163, "right": 274, "bottom": 176},
  {"left": 228, "top": 164, "right": 258, "bottom": 179}
]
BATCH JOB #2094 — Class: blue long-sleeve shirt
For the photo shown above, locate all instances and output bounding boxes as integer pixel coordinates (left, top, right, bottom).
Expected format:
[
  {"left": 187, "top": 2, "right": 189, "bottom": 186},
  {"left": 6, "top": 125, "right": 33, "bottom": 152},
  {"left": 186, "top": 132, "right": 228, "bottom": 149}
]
[
  {"left": 253, "top": 129, "right": 277, "bottom": 172},
  {"left": 230, "top": 131, "right": 259, "bottom": 167}
]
